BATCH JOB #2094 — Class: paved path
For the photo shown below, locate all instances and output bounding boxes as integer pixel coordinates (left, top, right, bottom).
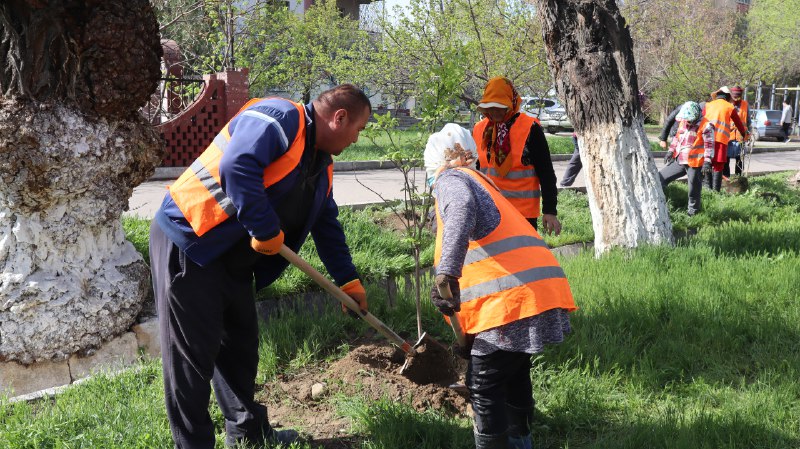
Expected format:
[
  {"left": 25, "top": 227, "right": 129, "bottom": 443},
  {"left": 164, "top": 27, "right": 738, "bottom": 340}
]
[{"left": 126, "top": 148, "right": 800, "bottom": 219}]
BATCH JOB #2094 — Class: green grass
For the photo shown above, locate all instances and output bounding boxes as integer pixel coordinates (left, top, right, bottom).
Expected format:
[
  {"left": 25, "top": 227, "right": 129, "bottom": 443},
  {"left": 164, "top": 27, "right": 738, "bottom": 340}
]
[
  {"left": 122, "top": 216, "right": 151, "bottom": 262},
  {"left": 337, "top": 129, "right": 582, "bottom": 161},
  {"left": 51, "top": 172, "right": 799, "bottom": 448}
]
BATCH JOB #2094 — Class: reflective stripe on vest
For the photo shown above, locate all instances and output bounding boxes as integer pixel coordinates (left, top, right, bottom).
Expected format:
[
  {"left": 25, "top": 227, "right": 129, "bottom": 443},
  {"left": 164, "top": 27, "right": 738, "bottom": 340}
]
[
  {"left": 704, "top": 99, "right": 735, "bottom": 145},
  {"left": 169, "top": 100, "right": 309, "bottom": 237},
  {"left": 473, "top": 114, "right": 541, "bottom": 218},
  {"left": 677, "top": 120, "right": 708, "bottom": 168},
  {"left": 433, "top": 167, "right": 575, "bottom": 334}
]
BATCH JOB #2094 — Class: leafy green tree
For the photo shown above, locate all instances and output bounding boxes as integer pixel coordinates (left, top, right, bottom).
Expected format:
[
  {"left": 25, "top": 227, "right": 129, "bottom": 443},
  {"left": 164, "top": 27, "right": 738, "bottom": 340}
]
[
  {"left": 372, "top": 0, "right": 551, "bottom": 129},
  {"left": 257, "top": 0, "right": 375, "bottom": 102},
  {"left": 742, "top": 0, "right": 800, "bottom": 85}
]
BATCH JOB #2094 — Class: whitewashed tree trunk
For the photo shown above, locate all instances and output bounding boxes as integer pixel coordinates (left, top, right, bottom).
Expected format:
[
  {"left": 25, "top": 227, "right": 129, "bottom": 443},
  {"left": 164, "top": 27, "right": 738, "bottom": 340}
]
[
  {"left": 0, "top": 1, "right": 162, "bottom": 364},
  {"left": 533, "top": 0, "right": 673, "bottom": 254}
]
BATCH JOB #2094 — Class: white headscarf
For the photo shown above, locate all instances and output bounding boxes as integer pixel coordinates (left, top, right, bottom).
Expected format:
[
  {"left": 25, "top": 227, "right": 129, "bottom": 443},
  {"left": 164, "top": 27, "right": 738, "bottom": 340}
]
[{"left": 423, "top": 123, "right": 478, "bottom": 186}]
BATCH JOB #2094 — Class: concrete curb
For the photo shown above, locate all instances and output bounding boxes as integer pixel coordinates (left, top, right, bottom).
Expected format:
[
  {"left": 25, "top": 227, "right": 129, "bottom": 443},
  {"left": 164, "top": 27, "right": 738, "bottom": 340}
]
[{"left": 150, "top": 146, "right": 799, "bottom": 180}]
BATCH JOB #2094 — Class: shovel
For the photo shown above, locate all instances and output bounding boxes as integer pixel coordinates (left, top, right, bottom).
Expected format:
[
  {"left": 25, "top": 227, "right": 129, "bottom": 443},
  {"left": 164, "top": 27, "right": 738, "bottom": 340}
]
[
  {"left": 278, "top": 244, "right": 428, "bottom": 361},
  {"left": 434, "top": 276, "right": 467, "bottom": 347}
]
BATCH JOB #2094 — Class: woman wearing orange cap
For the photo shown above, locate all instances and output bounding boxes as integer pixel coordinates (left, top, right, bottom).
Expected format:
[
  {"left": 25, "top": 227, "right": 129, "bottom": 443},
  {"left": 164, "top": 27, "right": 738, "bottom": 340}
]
[{"left": 473, "top": 77, "right": 561, "bottom": 235}]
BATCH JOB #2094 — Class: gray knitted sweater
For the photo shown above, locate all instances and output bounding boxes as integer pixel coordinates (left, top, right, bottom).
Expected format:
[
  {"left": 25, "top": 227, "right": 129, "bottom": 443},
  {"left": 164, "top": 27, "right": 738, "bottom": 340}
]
[{"left": 433, "top": 168, "right": 572, "bottom": 356}]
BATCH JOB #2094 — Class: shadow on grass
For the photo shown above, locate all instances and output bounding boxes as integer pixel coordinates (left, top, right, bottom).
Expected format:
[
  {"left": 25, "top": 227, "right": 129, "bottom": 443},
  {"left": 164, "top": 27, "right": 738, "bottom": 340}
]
[
  {"left": 340, "top": 398, "right": 473, "bottom": 449},
  {"left": 535, "top": 406, "right": 800, "bottom": 449},
  {"left": 556, "top": 295, "right": 800, "bottom": 392},
  {"left": 690, "top": 219, "right": 800, "bottom": 257}
]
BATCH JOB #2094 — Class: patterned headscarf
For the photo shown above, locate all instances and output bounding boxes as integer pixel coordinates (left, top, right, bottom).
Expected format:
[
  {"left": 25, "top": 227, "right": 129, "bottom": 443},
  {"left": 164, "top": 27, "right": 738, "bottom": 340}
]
[
  {"left": 477, "top": 77, "right": 521, "bottom": 166},
  {"left": 676, "top": 101, "right": 702, "bottom": 124}
]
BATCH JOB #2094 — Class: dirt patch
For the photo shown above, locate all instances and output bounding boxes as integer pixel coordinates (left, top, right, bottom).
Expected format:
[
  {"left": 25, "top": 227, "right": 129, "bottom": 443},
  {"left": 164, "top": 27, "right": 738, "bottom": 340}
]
[{"left": 259, "top": 342, "right": 468, "bottom": 448}]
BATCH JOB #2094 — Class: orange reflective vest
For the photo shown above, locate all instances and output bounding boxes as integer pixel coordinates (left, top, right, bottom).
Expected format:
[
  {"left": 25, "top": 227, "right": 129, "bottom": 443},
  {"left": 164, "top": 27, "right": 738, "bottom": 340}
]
[
  {"left": 474, "top": 114, "right": 541, "bottom": 218},
  {"left": 703, "top": 99, "right": 736, "bottom": 145},
  {"left": 169, "top": 99, "right": 331, "bottom": 237},
  {"left": 730, "top": 100, "right": 749, "bottom": 142},
  {"left": 433, "top": 167, "right": 576, "bottom": 335},
  {"left": 675, "top": 121, "right": 708, "bottom": 168}
]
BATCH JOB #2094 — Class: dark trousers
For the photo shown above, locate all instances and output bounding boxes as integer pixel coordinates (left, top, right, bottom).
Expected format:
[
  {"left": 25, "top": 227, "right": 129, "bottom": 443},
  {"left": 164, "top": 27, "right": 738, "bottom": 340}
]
[
  {"left": 559, "top": 139, "right": 582, "bottom": 187},
  {"left": 723, "top": 157, "right": 743, "bottom": 177},
  {"left": 658, "top": 160, "right": 687, "bottom": 188},
  {"left": 658, "top": 162, "right": 702, "bottom": 215},
  {"left": 723, "top": 141, "right": 743, "bottom": 177},
  {"left": 467, "top": 350, "right": 534, "bottom": 436},
  {"left": 686, "top": 166, "right": 703, "bottom": 215},
  {"left": 150, "top": 221, "right": 270, "bottom": 449},
  {"left": 703, "top": 169, "right": 723, "bottom": 191},
  {"left": 783, "top": 123, "right": 792, "bottom": 141}
]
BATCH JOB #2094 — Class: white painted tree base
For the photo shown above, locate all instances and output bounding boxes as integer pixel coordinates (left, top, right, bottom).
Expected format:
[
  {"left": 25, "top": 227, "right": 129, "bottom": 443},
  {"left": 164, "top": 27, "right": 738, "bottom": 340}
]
[
  {"left": 579, "top": 123, "right": 674, "bottom": 255},
  {"left": 0, "top": 100, "right": 161, "bottom": 364}
]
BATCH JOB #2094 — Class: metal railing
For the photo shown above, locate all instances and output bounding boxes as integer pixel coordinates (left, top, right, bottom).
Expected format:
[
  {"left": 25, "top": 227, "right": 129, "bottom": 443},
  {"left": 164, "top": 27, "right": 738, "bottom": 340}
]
[{"left": 140, "top": 77, "right": 206, "bottom": 125}]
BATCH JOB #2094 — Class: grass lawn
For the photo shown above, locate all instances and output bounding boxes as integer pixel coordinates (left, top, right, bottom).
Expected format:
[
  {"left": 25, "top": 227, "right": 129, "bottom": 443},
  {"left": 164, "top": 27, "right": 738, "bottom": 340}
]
[
  {"left": 340, "top": 129, "right": 662, "bottom": 162},
  {"left": 338, "top": 129, "right": 579, "bottom": 162},
  {"left": 3, "top": 173, "right": 799, "bottom": 448}
]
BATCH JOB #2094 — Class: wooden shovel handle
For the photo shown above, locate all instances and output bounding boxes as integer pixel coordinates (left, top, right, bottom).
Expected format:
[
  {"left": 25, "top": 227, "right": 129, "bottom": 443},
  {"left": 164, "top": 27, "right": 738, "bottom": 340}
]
[{"left": 278, "top": 244, "right": 415, "bottom": 355}]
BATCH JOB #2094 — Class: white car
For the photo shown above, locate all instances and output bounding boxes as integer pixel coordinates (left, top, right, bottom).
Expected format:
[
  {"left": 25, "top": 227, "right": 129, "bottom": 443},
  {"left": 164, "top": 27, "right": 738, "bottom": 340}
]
[{"left": 521, "top": 97, "right": 573, "bottom": 134}]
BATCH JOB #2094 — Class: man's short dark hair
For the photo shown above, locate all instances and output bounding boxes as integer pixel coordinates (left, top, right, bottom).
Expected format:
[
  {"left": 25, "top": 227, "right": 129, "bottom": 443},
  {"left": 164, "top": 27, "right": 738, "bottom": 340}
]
[
  {"left": 717, "top": 92, "right": 731, "bottom": 101},
  {"left": 316, "top": 84, "right": 372, "bottom": 117}
]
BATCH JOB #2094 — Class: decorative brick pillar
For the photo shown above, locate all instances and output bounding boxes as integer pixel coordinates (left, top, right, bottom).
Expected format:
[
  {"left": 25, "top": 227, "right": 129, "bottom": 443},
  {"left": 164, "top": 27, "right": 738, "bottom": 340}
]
[{"left": 218, "top": 69, "right": 250, "bottom": 122}]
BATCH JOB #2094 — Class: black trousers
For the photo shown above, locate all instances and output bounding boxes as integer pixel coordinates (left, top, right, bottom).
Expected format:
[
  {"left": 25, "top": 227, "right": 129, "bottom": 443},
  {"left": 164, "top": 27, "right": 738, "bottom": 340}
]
[
  {"left": 150, "top": 221, "right": 270, "bottom": 449},
  {"left": 467, "top": 350, "right": 534, "bottom": 436}
]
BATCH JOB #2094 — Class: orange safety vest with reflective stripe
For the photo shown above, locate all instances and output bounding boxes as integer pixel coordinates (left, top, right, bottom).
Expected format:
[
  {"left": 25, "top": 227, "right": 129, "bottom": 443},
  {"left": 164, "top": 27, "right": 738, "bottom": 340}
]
[
  {"left": 671, "top": 120, "right": 708, "bottom": 168},
  {"left": 730, "top": 100, "right": 749, "bottom": 142},
  {"left": 474, "top": 114, "right": 541, "bottom": 218},
  {"left": 433, "top": 167, "right": 576, "bottom": 335},
  {"left": 169, "top": 99, "right": 331, "bottom": 237},
  {"left": 703, "top": 99, "right": 736, "bottom": 145}
]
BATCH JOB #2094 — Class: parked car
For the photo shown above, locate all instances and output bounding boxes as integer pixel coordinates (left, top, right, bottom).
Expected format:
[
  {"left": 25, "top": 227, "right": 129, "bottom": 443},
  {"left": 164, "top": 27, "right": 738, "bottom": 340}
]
[
  {"left": 749, "top": 109, "right": 785, "bottom": 141},
  {"left": 521, "top": 97, "right": 573, "bottom": 134}
]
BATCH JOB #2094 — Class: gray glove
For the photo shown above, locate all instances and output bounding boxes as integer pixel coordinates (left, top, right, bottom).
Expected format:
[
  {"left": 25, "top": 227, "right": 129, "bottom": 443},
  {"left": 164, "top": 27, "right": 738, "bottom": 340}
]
[
  {"left": 430, "top": 274, "right": 460, "bottom": 316},
  {"left": 701, "top": 161, "right": 712, "bottom": 176},
  {"left": 663, "top": 150, "right": 676, "bottom": 165}
]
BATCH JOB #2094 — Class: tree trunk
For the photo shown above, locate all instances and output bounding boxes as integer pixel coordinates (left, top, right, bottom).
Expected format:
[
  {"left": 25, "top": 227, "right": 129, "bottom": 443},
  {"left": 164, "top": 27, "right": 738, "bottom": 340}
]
[
  {"left": 0, "top": 1, "right": 163, "bottom": 364},
  {"left": 533, "top": 0, "right": 673, "bottom": 254}
]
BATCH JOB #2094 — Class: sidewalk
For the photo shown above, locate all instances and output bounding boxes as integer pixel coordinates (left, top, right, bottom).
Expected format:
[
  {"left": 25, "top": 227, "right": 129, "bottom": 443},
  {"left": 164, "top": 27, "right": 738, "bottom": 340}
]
[{"left": 126, "top": 147, "right": 800, "bottom": 219}]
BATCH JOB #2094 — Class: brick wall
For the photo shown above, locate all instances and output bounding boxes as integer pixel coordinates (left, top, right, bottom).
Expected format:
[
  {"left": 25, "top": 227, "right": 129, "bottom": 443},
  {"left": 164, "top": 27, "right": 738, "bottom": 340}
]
[{"left": 156, "top": 69, "right": 249, "bottom": 167}]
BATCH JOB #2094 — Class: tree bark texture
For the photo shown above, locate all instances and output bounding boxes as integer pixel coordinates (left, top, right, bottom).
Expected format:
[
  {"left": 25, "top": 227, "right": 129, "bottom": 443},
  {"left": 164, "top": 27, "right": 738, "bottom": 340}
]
[
  {"left": 533, "top": 0, "right": 673, "bottom": 254},
  {"left": 0, "top": 1, "right": 163, "bottom": 364}
]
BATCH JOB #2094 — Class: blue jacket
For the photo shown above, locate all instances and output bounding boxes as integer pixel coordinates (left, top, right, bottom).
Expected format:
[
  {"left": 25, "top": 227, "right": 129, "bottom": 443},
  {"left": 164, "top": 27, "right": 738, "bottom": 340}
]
[{"left": 155, "top": 98, "right": 360, "bottom": 290}]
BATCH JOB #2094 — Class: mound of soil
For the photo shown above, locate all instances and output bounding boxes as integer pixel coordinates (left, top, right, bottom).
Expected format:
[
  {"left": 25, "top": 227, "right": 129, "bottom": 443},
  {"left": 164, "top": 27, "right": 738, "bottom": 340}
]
[{"left": 259, "top": 342, "right": 469, "bottom": 448}]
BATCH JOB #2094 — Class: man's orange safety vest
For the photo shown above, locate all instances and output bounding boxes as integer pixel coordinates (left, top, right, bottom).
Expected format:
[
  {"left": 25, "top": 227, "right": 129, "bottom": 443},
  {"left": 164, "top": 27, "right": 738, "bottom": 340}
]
[
  {"left": 474, "top": 114, "right": 541, "bottom": 218},
  {"left": 702, "top": 99, "right": 736, "bottom": 145},
  {"left": 168, "top": 99, "right": 332, "bottom": 237},
  {"left": 730, "top": 100, "right": 749, "bottom": 142},
  {"left": 433, "top": 167, "right": 576, "bottom": 335}
]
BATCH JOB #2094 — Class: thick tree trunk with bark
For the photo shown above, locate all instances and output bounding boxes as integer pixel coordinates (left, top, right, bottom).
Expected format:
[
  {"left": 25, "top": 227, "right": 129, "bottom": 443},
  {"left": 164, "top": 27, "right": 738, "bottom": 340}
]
[
  {"left": 533, "top": 0, "right": 673, "bottom": 254},
  {"left": 0, "top": 1, "right": 163, "bottom": 364}
]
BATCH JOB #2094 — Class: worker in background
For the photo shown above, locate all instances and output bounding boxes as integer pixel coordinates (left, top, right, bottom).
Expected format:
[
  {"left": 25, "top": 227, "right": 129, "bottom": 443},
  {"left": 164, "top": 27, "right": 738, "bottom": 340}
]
[
  {"left": 724, "top": 86, "right": 750, "bottom": 177},
  {"left": 658, "top": 102, "right": 715, "bottom": 215},
  {"left": 149, "top": 84, "right": 371, "bottom": 449},
  {"left": 473, "top": 77, "right": 561, "bottom": 236},
  {"left": 558, "top": 132, "right": 582, "bottom": 188},
  {"left": 424, "top": 123, "right": 576, "bottom": 449},
  {"left": 701, "top": 86, "right": 747, "bottom": 191}
]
